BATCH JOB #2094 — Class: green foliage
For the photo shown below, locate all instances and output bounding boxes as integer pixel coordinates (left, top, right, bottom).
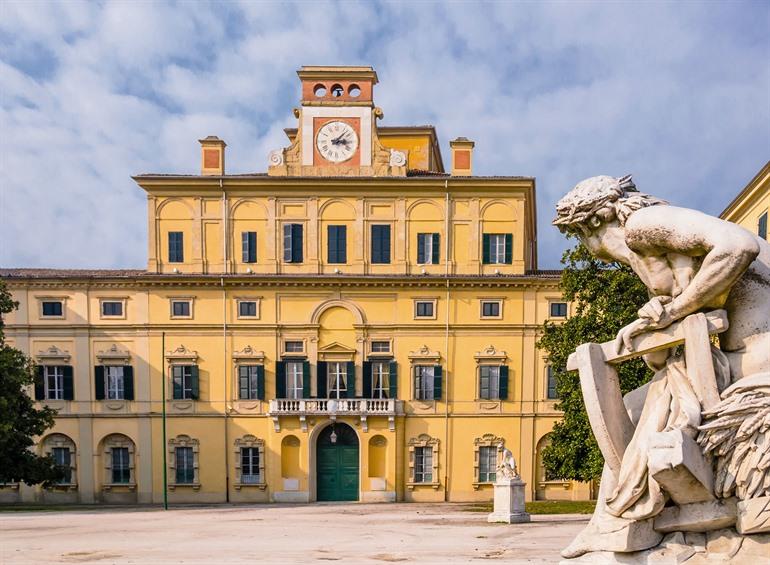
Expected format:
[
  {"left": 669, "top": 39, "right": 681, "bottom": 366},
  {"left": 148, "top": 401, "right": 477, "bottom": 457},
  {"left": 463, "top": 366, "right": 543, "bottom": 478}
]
[
  {"left": 536, "top": 242, "right": 653, "bottom": 482},
  {"left": 0, "top": 279, "right": 64, "bottom": 486}
]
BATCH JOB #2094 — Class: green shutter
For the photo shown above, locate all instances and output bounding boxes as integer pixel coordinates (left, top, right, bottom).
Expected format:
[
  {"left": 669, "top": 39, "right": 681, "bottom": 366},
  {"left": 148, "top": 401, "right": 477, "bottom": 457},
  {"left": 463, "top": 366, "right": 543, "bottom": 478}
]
[
  {"left": 63, "top": 365, "right": 74, "bottom": 400},
  {"left": 346, "top": 361, "right": 356, "bottom": 398},
  {"left": 433, "top": 365, "right": 442, "bottom": 400},
  {"left": 417, "top": 233, "right": 426, "bottom": 264},
  {"left": 35, "top": 366, "right": 45, "bottom": 400},
  {"left": 257, "top": 365, "right": 265, "bottom": 401},
  {"left": 328, "top": 225, "right": 337, "bottom": 263},
  {"left": 283, "top": 224, "right": 292, "bottom": 262},
  {"left": 302, "top": 361, "right": 311, "bottom": 398},
  {"left": 482, "top": 234, "right": 490, "bottom": 264},
  {"left": 190, "top": 365, "right": 200, "bottom": 400},
  {"left": 275, "top": 362, "right": 286, "bottom": 398},
  {"left": 362, "top": 362, "right": 372, "bottom": 398},
  {"left": 316, "top": 361, "right": 327, "bottom": 398},
  {"left": 389, "top": 361, "right": 398, "bottom": 399},
  {"left": 432, "top": 233, "right": 440, "bottom": 264},
  {"left": 338, "top": 225, "right": 347, "bottom": 263},
  {"left": 123, "top": 366, "right": 134, "bottom": 400},
  {"left": 94, "top": 366, "right": 105, "bottom": 400},
  {"left": 504, "top": 234, "right": 512, "bottom": 264},
  {"left": 498, "top": 365, "right": 508, "bottom": 400},
  {"left": 238, "top": 366, "right": 249, "bottom": 399}
]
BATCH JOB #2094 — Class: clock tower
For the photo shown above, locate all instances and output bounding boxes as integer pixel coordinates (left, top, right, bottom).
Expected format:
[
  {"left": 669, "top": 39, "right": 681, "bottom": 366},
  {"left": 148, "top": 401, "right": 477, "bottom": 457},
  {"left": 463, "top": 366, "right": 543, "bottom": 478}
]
[{"left": 268, "top": 66, "right": 407, "bottom": 177}]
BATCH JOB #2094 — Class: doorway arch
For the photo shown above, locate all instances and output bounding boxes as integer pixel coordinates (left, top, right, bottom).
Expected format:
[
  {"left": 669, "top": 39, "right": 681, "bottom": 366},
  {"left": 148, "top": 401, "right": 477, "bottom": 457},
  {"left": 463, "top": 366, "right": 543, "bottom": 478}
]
[{"left": 316, "top": 423, "right": 359, "bottom": 501}]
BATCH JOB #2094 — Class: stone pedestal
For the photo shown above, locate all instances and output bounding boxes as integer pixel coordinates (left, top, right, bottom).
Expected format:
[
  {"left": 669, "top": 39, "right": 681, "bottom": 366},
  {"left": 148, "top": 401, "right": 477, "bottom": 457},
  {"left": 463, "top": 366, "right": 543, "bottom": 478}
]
[{"left": 488, "top": 477, "right": 530, "bottom": 524}]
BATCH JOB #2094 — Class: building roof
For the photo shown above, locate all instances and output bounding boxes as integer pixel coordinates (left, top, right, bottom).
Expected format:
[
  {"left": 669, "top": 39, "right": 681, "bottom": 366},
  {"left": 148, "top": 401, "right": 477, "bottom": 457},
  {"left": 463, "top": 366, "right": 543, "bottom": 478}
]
[
  {"left": 720, "top": 160, "right": 770, "bottom": 219},
  {"left": 0, "top": 268, "right": 560, "bottom": 281}
]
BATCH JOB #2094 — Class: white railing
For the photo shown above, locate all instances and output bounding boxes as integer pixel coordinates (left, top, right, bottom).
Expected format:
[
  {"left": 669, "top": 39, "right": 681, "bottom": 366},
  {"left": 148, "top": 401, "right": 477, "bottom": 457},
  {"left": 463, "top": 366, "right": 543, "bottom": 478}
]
[
  {"left": 269, "top": 398, "right": 399, "bottom": 415},
  {"left": 268, "top": 398, "right": 402, "bottom": 432}
]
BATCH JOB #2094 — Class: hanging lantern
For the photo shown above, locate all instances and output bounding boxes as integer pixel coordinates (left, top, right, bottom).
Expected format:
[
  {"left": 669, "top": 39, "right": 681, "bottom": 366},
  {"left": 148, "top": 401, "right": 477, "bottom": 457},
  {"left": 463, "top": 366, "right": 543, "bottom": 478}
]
[{"left": 330, "top": 426, "right": 338, "bottom": 444}]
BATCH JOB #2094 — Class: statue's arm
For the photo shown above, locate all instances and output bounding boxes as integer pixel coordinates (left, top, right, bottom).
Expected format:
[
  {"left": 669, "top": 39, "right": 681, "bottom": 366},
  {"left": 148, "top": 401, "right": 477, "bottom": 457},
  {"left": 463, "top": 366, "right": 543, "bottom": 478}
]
[{"left": 626, "top": 207, "right": 760, "bottom": 322}]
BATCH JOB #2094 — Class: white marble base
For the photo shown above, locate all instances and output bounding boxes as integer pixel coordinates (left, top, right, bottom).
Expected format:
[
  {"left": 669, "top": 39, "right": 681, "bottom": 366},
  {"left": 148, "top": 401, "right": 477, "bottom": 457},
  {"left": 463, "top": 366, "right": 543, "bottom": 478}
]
[{"left": 488, "top": 477, "right": 530, "bottom": 524}]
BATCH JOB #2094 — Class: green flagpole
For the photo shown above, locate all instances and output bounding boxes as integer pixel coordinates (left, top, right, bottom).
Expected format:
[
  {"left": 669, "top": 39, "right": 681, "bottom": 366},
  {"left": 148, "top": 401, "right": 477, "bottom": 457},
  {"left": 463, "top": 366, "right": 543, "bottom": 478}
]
[{"left": 161, "top": 331, "right": 168, "bottom": 510}]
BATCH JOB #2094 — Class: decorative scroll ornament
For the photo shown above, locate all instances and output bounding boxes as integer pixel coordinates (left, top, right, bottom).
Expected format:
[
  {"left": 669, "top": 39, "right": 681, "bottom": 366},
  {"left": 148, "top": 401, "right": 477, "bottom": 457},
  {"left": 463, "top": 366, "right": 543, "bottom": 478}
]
[
  {"left": 268, "top": 149, "right": 284, "bottom": 167},
  {"left": 389, "top": 149, "right": 406, "bottom": 167},
  {"left": 36, "top": 345, "right": 71, "bottom": 363}
]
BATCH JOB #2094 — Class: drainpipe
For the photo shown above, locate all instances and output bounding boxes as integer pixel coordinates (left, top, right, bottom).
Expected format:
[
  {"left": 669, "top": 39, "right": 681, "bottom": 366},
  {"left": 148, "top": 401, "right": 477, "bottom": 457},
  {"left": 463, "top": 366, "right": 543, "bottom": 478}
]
[
  {"left": 221, "top": 178, "right": 231, "bottom": 503},
  {"left": 444, "top": 181, "right": 451, "bottom": 501}
]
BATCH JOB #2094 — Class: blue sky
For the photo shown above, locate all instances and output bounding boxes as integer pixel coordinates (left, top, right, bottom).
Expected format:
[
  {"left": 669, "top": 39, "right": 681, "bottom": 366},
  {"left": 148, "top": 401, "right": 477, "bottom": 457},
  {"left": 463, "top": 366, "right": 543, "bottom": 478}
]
[{"left": 1, "top": 0, "right": 768, "bottom": 269}]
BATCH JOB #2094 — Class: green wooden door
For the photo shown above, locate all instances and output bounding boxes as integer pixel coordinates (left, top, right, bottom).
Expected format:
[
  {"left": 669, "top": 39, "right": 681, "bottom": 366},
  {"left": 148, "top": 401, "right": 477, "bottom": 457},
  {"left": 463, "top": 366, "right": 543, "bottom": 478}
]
[{"left": 317, "top": 424, "right": 359, "bottom": 501}]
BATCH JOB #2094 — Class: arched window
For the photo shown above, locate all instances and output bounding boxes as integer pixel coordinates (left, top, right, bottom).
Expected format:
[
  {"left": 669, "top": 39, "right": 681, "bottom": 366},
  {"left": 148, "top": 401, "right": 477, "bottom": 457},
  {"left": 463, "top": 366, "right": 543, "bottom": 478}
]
[
  {"left": 168, "top": 435, "right": 200, "bottom": 490},
  {"left": 41, "top": 433, "right": 77, "bottom": 488},
  {"left": 100, "top": 434, "right": 136, "bottom": 489},
  {"left": 234, "top": 435, "right": 266, "bottom": 489}
]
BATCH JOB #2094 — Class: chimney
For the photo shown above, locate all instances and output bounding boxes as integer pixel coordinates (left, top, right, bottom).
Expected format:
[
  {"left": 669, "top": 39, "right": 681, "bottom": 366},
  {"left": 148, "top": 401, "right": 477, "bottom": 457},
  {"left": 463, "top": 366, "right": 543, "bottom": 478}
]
[
  {"left": 449, "top": 137, "right": 474, "bottom": 176},
  {"left": 199, "top": 136, "right": 226, "bottom": 175}
]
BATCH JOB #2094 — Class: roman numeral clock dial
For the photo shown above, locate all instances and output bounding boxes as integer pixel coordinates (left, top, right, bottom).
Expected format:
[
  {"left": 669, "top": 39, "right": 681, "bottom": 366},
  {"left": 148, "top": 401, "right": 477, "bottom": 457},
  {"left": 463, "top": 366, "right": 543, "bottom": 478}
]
[{"left": 316, "top": 121, "right": 358, "bottom": 163}]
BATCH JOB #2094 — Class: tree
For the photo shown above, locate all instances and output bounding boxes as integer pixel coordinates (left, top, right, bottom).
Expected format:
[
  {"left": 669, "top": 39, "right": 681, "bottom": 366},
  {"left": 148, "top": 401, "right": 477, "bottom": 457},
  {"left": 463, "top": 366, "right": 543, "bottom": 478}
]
[
  {"left": 0, "top": 279, "right": 64, "bottom": 486},
  {"left": 536, "top": 242, "right": 653, "bottom": 482}
]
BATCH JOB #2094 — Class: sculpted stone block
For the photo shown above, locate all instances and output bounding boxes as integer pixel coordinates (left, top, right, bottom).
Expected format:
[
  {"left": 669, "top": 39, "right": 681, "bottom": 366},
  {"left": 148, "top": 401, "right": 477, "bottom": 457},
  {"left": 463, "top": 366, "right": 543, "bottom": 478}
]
[
  {"left": 736, "top": 495, "right": 770, "bottom": 534},
  {"left": 653, "top": 498, "right": 737, "bottom": 533},
  {"left": 648, "top": 429, "right": 714, "bottom": 505}
]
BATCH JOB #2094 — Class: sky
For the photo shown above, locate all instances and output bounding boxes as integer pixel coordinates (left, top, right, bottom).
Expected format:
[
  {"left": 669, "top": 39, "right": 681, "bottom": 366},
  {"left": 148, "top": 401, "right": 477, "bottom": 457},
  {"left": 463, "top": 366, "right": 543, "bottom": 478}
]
[{"left": 1, "top": 0, "right": 768, "bottom": 270}]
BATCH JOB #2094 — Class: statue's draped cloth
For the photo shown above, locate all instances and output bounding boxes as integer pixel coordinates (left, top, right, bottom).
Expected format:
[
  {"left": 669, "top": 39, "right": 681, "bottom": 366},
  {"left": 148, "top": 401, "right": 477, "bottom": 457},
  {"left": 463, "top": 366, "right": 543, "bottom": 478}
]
[{"left": 605, "top": 346, "right": 731, "bottom": 520}]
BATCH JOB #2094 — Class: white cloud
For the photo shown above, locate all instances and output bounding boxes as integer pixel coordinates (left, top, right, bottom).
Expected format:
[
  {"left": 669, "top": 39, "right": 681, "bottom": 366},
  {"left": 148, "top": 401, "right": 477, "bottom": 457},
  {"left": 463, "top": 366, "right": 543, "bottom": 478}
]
[{"left": 1, "top": 0, "right": 768, "bottom": 269}]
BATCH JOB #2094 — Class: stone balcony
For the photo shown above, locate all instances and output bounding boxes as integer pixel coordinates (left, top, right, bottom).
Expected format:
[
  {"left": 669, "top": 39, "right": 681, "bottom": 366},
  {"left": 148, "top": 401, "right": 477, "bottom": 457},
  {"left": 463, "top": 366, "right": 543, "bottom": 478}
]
[{"left": 268, "top": 398, "right": 403, "bottom": 432}]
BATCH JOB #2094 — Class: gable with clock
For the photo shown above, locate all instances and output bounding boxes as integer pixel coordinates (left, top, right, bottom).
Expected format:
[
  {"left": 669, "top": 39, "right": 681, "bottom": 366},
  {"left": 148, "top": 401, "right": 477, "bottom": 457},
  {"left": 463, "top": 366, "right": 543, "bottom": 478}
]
[{"left": 268, "top": 66, "right": 407, "bottom": 177}]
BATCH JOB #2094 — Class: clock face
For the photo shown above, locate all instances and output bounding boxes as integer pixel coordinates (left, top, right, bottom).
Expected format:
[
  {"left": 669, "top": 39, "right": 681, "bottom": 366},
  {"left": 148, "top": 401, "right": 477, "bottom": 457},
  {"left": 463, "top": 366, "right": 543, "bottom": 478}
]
[{"left": 316, "top": 121, "right": 358, "bottom": 163}]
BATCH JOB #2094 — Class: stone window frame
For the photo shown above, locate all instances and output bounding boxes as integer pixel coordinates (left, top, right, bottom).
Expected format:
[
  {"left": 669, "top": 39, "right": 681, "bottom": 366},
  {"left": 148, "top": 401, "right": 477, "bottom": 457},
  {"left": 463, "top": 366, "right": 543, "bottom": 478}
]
[
  {"left": 473, "top": 434, "right": 505, "bottom": 490},
  {"left": 98, "top": 297, "right": 128, "bottom": 320},
  {"left": 548, "top": 299, "right": 569, "bottom": 319},
  {"left": 413, "top": 298, "right": 438, "bottom": 320},
  {"left": 101, "top": 434, "right": 136, "bottom": 491},
  {"left": 407, "top": 433, "right": 440, "bottom": 490},
  {"left": 37, "top": 296, "right": 68, "bottom": 320},
  {"left": 232, "top": 346, "right": 265, "bottom": 402},
  {"left": 368, "top": 338, "right": 393, "bottom": 357},
  {"left": 41, "top": 433, "right": 77, "bottom": 490},
  {"left": 479, "top": 297, "right": 504, "bottom": 320},
  {"left": 233, "top": 435, "right": 267, "bottom": 490},
  {"left": 474, "top": 345, "right": 508, "bottom": 401},
  {"left": 235, "top": 296, "right": 261, "bottom": 320},
  {"left": 169, "top": 297, "right": 195, "bottom": 320},
  {"left": 282, "top": 339, "right": 306, "bottom": 356},
  {"left": 168, "top": 434, "right": 200, "bottom": 491}
]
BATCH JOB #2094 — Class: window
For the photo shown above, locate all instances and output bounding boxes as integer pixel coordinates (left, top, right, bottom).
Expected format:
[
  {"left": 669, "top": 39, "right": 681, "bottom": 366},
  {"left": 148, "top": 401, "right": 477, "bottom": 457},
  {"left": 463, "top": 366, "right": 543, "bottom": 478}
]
[
  {"left": 417, "top": 233, "right": 440, "bottom": 265},
  {"left": 106, "top": 366, "right": 125, "bottom": 400},
  {"left": 478, "top": 446, "right": 497, "bottom": 483},
  {"left": 45, "top": 366, "right": 64, "bottom": 400},
  {"left": 284, "top": 341, "right": 304, "bottom": 354},
  {"left": 479, "top": 365, "right": 500, "bottom": 400},
  {"left": 327, "top": 362, "right": 348, "bottom": 399},
  {"left": 111, "top": 447, "right": 131, "bottom": 484},
  {"left": 285, "top": 361, "right": 304, "bottom": 399},
  {"left": 168, "top": 232, "right": 184, "bottom": 263},
  {"left": 172, "top": 365, "right": 198, "bottom": 400},
  {"left": 547, "top": 366, "right": 558, "bottom": 400},
  {"left": 240, "top": 447, "right": 261, "bottom": 484},
  {"left": 52, "top": 447, "right": 72, "bottom": 484},
  {"left": 550, "top": 302, "right": 568, "bottom": 318},
  {"left": 371, "top": 341, "right": 391, "bottom": 354},
  {"left": 414, "top": 365, "right": 438, "bottom": 400},
  {"left": 371, "top": 361, "right": 390, "bottom": 399},
  {"left": 481, "top": 300, "right": 501, "bottom": 318},
  {"left": 238, "top": 365, "right": 263, "bottom": 400},
  {"left": 483, "top": 233, "right": 512, "bottom": 264},
  {"left": 101, "top": 301, "right": 123, "bottom": 317},
  {"left": 41, "top": 301, "right": 63, "bottom": 317},
  {"left": 171, "top": 300, "right": 191, "bottom": 318},
  {"left": 759, "top": 211, "right": 768, "bottom": 240},
  {"left": 175, "top": 446, "right": 195, "bottom": 484},
  {"left": 238, "top": 301, "right": 258, "bottom": 318},
  {"left": 283, "top": 223, "right": 304, "bottom": 263},
  {"left": 371, "top": 225, "right": 391, "bottom": 264},
  {"left": 327, "top": 225, "right": 347, "bottom": 264},
  {"left": 242, "top": 231, "right": 257, "bottom": 263},
  {"left": 415, "top": 300, "right": 435, "bottom": 319},
  {"left": 35, "top": 366, "right": 73, "bottom": 401},
  {"left": 414, "top": 446, "right": 433, "bottom": 483}
]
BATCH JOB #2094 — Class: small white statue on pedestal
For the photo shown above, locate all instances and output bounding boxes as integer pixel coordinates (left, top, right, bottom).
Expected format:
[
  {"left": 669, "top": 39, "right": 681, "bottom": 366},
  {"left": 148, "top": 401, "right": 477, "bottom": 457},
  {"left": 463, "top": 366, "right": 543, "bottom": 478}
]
[{"left": 488, "top": 447, "right": 530, "bottom": 524}]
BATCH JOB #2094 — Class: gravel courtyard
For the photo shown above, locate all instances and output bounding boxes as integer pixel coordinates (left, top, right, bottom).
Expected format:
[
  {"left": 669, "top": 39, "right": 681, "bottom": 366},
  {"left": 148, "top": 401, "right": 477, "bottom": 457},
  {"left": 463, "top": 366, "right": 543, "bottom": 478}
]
[{"left": 1, "top": 503, "right": 586, "bottom": 564}]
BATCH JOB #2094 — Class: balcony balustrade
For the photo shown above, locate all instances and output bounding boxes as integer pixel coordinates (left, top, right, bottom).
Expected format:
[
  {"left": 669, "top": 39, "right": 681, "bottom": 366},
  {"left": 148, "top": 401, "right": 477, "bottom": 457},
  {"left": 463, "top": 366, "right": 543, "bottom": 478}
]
[{"left": 268, "top": 398, "right": 402, "bottom": 432}]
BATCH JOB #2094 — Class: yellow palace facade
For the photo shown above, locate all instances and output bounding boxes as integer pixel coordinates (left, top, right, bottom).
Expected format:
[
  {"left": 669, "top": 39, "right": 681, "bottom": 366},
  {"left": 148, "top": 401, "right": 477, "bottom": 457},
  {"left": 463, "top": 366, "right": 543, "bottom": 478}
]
[{"left": 1, "top": 66, "right": 591, "bottom": 505}]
